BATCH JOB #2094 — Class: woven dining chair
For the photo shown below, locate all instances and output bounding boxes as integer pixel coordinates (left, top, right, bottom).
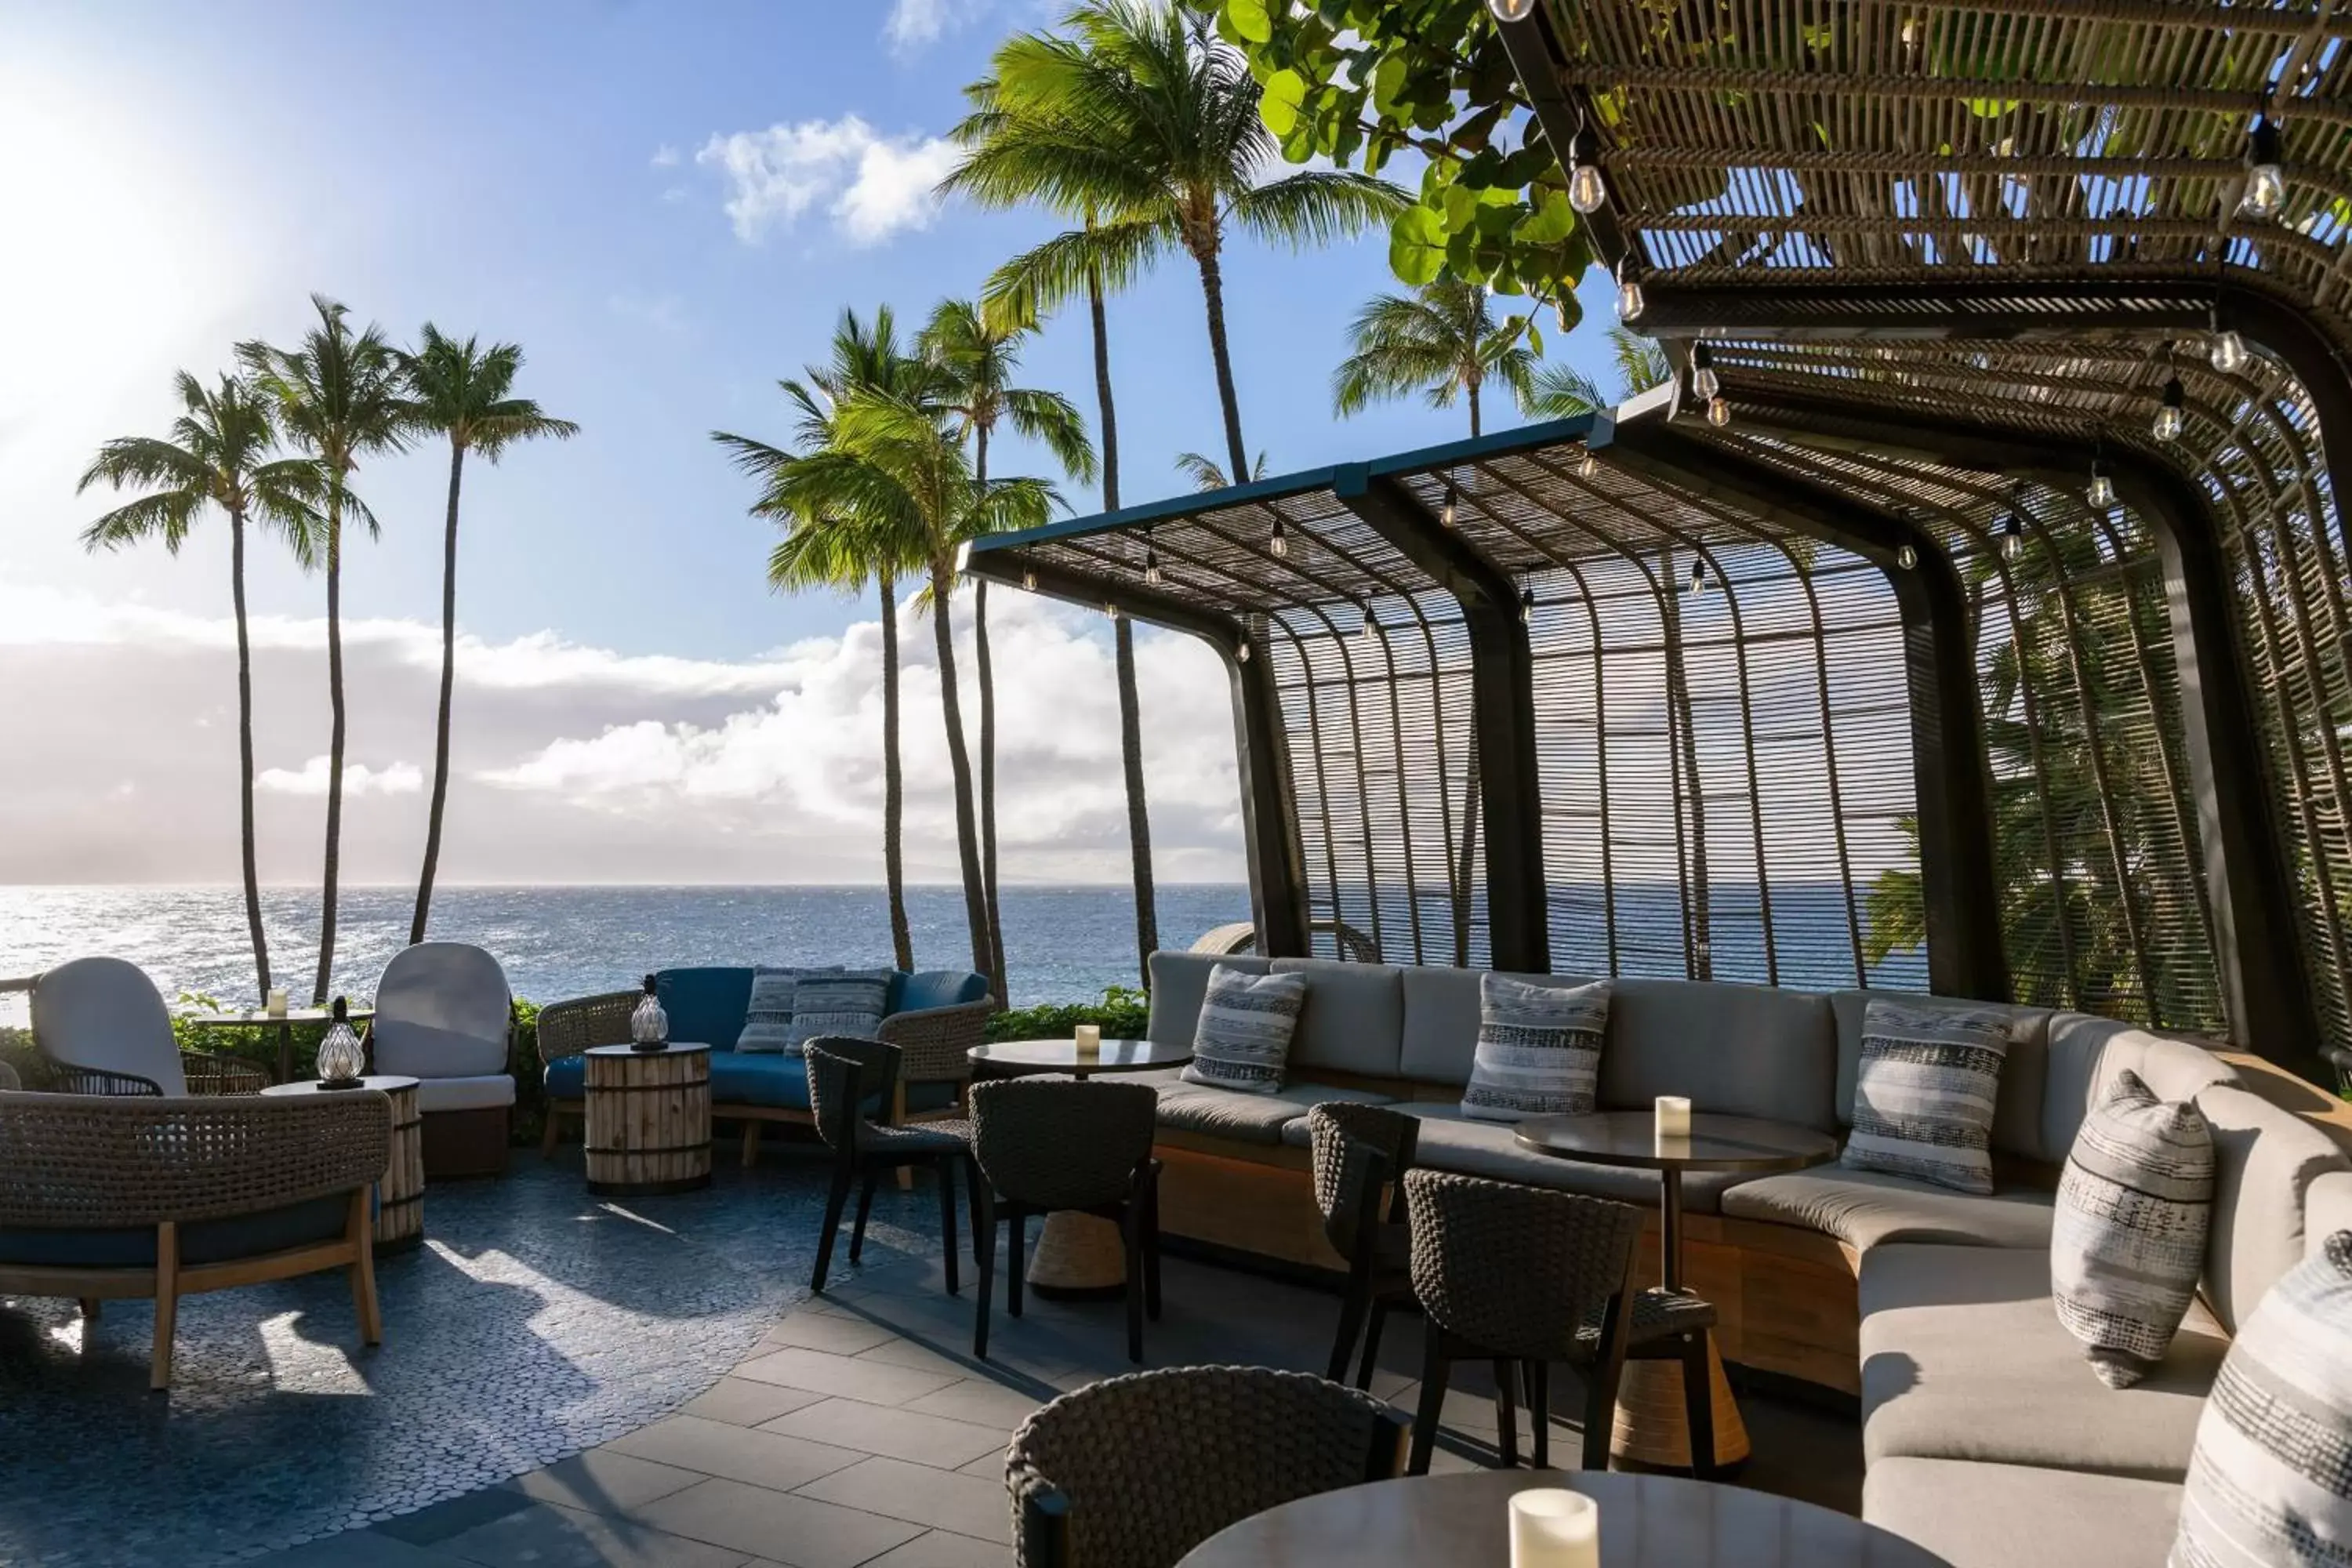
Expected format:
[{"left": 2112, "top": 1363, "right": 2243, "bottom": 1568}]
[
  {"left": 1306, "top": 1102, "right": 1420, "bottom": 1388},
  {"left": 1403, "top": 1168, "right": 1654, "bottom": 1475},
  {"left": 1005, "top": 1364, "right": 1410, "bottom": 1568},
  {"left": 804, "top": 1038, "right": 975, "bottom": 1295},
  {"left": 967, "top": 1077, "right": 1160, "bottom": 1363}
]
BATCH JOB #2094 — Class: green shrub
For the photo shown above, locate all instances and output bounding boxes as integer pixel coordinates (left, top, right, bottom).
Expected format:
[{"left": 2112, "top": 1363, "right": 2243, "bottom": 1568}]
[{"left": 985, "top": 985, "right": 1150, "bottom": 1043}]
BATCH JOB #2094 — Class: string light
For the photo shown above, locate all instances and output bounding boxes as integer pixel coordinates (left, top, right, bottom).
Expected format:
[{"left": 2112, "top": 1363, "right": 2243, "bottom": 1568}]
[
  {"left": 2086, "top": 456, "right": 2117, "bottom": 510},
  {"left": 1021, "top": 569, "right": 1037, "bottom": 591},
  {"left": 1614, "top": 259, "right": 1646, "bottom": 322},
  {"left": 2241, "top": 116, "right": 2286, "bottom": 220},
  {"left": 1690, "top": 343, "right": 1720, "bottom": 401},
  {"left": 1896, "top": 544, "right": 1918, "bottom": 571},
  {"left": 1706, "top": 395, "right": 1732, "bottom": 428},
  {"left": 1104, "top": 602, "right": 1120, "bottom": 619},
  {"left": 1576, "top": 448, "right": 1600, "bottom": 480},
  {"left": 1359, "top": 608, "right": 1377, "bottom": 642},
  {"left": 1567, "top": 126, "right": 1607, "bottom": 215},
  {"left": 1142, "top": 533, "right": 1163, "bottom": 586},
  {"left": 1236, "top": 640, "right": 1250, "bottom": 664},
  {"left": 1269, "top": 518, "right": 1290, "bottom": 559},
  {"left": 1687, "top": 558, "right": 1708, "bottom": 596},
  {"left": 1486, "top": 0, "right": 1536, "bottom": 19},
  {"left": 1440, "top": 488, "right": 1457, "bottom": 528},
  {"left": 1520, "top": 588, "right": 1535, "bottom": 625},
  {"left": 1999, "top": 506, "right": 2026, "bottom": 564},
  {"left": 2211, "top": 330, "right": 2249, "bottom": 376},
  {"left": 2153, "top": 374, "right": 2186, "bottom": 443}
]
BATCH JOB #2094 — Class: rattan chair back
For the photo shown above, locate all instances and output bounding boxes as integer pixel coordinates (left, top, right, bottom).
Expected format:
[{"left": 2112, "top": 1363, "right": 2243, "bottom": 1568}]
[
  {"left": 1307, "top": 1102, "right": 1417, "bottom": 1260},
  {"left": 804, "top": 1037, "right": 902, "bottom": 1153},
  {"left": 372, "top": 942, "right": 512, "bottom": 1080},
  {"left": 969, "top": 1079, "right": 1156, "bottom": 1211},
  {"left": 1005, "top": 1364, "right": 1407, "bottom": 1568},
  {"left": 33, "top": 957, "right": 183, "bottom": 1095},
  {"left": 1403, "top": 1168, "right": 1644, "bottom": 1363}
]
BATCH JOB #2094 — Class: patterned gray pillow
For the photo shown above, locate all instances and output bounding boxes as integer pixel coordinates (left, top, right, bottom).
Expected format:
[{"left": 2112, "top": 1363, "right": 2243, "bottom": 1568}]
[
  {"left": 2172, "top": 1229, "right": 2352, "bottom": 1566},
  {"left": 1180, "top": 965, "right": 1307, "bottom": 1095},
  {"left": 2052, "top": 1069, "right": 2214, "bottom": 1388},
  {"left": 736, "top": 966, "right": 841, "bottom": 1054},
  {"left": 783, "top": 970, "right": 892, "bottom": 1054},
  {"left": 1841, "top": 1000, "right": 2013, "bottom": 1196},
  {"left": 1461, "top": 973, "right": 1611, "bottom": 1123}
]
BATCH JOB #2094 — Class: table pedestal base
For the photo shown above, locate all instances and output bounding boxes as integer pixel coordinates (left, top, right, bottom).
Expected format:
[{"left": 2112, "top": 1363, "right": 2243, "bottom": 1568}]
[
  {"left": 1025, "top": 1213, "right": 1127, "bottom": 1300},
  {"left": 1610, "top": 1336, "right": 1751, "bottom": 1472}
]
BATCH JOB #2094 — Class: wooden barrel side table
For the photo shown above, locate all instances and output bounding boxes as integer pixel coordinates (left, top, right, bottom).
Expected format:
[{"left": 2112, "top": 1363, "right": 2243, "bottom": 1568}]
[
  {"left": 584, "top": 1043, "right": 713, "bottom": 1196},
  {"left": 260, "top": 1074, "right": 422, "bottom": 1254}
]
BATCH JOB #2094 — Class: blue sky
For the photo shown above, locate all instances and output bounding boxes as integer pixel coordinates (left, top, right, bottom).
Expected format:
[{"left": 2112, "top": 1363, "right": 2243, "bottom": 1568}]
[{"left": 0, "top": 0, "right": 1626, "bottom": 886}]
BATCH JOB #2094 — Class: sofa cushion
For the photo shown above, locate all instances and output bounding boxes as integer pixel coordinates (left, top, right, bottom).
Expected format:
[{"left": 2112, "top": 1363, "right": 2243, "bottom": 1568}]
[
  {"left": 1862, "top": 1458, "right": 2183, "bottom": 1568},
  {"left": 1268, "top": 958, "right": 1406, "bottom": 1079},
  {"left": 2173, "top": 1230, "right": 2352, "bottom": 1568},
  {"left": 1858, "top": 1241, "right": 2227, "bottom": 1479},
  {"left": 1394, "top": 1103, "right": 1743, "bottom": 1212},
  {"left": 545, "top": 1055, "right": 586, "bottom": 1102},
  {"left": 1832, "top": 992, "right": 2050, "bottom": 1161},
  {"left": 412, "top": 1074, "right": 515, "bottom": 1114},
  {"left": 1146, "top": 951, "right": 1270, "bottom": 1048},
  {"left": 1276, "top": 1086, "right": 1437, "bottom": 1148},
  {"left": 785, "top": 971, "right": 892, "bottom": 1054},
  {"left": 1720, "top": 1166, "right": 2053, "bottom": 1252},
  {"left": 1156, "top": 1081, "right": 1395, "bottom": 1147},
  {"left": 0, "top": 1192, "right": 354, "bottom": 1269},
  {"left": 1601, "top": 978, "right": 1837, "bottom": 1131},
  {"left": 2309, "top": 1169, "right": 2352, "bottom": 1260},
  {"left": 2194, "top": 1080, "right": 2351, "bottom": 1333},
  {"left": 1842, "top": 999, "right": 2015, "bottom": 1195},
  {"left": 656, "top": 968, "right": 754, "bottom": 1053},
  {"left": 1397, "top": 964, "right": 1491, "bottom": 1083},
  {"left": 1461, "top": 973, "right": 1610, "bottom": 1123},
  {"left": 739, "top": 966, "right": 840, "bottom": 1054},
  {"left": 2053, "top": 1069, "right": 2215, "bottom": 1388},
  {"left": 894, "top": 971, "right": 990, "bottom": 1014},
  {"left": 707, "top": 1051, "right": 814, "bottom": 1112},
  {"left": 2042, "top": 1013, "right": 2238, "bottom": 1164},
  {"left": 1181, "top": 966, "right": 1307, "bottom": 1094}
]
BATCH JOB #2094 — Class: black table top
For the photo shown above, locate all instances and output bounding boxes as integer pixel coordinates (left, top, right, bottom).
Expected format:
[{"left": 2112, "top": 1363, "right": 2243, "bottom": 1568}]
[{"left": 1514, "top": 1111, "right": 1838, "bottom": 1174}]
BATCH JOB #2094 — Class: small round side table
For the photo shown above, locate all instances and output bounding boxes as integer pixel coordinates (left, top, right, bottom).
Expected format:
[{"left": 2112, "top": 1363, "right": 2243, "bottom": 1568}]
[
  {"left": 260, "top": 1074, "right": 422, "bottom": 1254},
  {"left": 584, "top": 1043, "right": 713, "bottom": 1196}
]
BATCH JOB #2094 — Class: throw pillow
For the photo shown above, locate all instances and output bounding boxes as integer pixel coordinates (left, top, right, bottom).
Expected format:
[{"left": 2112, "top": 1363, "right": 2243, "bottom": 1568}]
[
  {"left": 735, "top": 966, "right": 839, "bottom": 1054},
  {"left": 2051, "top": 1069, "right": 2215, "bottom": 1388},
  {"left": 1841, "top": 1000, "right": 2013, "bottom": 1196},
  {"left": 2171, "top": 1229, "right": 2352, "bottom": 1566},
  {"left": 784, "top": 970, "right": 893, "bottom": 1054},
  {"left": 1461, "top": 973, "right": 1611, "bottom": 1123},
  {"left": 1180, "top": 965, "right": 1307, "bottom": 1095}
]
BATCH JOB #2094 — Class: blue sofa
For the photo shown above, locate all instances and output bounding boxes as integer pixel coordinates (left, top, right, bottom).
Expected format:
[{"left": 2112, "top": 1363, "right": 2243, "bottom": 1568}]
[{"left": 536, "top": 967, "right": 994, "bottom": 1163}]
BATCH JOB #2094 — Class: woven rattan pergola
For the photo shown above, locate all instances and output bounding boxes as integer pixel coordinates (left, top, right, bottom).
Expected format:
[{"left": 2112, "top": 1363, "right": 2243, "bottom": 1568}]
[{"left": 967, "top": 0, "right": 2352, "bottom": 1080}]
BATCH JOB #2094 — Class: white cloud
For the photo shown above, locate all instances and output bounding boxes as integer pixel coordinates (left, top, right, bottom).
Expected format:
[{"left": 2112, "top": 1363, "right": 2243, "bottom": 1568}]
[
  {"left": 259, "top": 757, "right": 424, "bottom": 798},
  {"left": 694, "top": 116, "right": 957, "bottom": 245},
  {"left": 650, "top": 143, "right": 680, "bottom": 168},
  {"left": 884, "top": 0, "right": 951, "bottom": 49}
]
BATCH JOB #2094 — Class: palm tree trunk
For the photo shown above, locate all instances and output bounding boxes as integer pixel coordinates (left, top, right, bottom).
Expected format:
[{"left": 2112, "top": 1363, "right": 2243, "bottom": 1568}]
[
  {"left": 1190, "top": 239, "right": 1251, "bottom": 485},
  {"left": 879, "top": 568, "right": 914, "bottom": 973},
  {"left": 931, "top": 565, "right": 993, "bottom": 981},
  {"left": 229, "top": 507, "right": 270, "bottom": 1001},
  {"left": 1455, "top": 393, "right": 1480, "bottom": 966},
  {"left": 411, "top": 441, "right": 466, "bottom": 946},
  {"left": 1093, "top": 263, "right": 1156, "bottom": 985},
  {"left": 313, "top": 500, "right": 346, "bottom": 1005},
  {"left": 1661, "top": 548, "right": 1711, "bottom": 978},
  {"left": 973, "top": 429, "right": 1008, "bottom": 1004}
]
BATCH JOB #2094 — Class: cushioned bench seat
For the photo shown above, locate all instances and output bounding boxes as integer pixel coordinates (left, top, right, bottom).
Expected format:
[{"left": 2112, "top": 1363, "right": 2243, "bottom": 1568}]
[
  {"left": 1154, "top": 1080, "right": 1394, "bottom": 1145},
  {"left": 1858, "top": 1243, "right": 2227, "bottom": 1479},
  {"left": 0, "top": 1192, "right": 354, "bottom": 1268},
  {"left": 544, "top": 1053, "right": 955, "bottom": 1115},
  {"left": 1722, "top": 1166, "right": 2056, "bottom": 1251},
  {"left": 1862, "top": 1458, "right": 2183, "bottom": 1568}
]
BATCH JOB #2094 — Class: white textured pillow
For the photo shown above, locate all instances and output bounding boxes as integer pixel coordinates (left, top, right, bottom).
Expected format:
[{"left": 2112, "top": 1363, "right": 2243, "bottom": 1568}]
[
  {"left": 1460, "top": 973, "right": 1610, "bottom": 1123},
  {"left": 1180, "top": 966, "right": 1306, "bottom": 1095},
  {"left": 736, "top": 966, "right": 837, "bottom": 1054},
  {"left": 1842, "top": 1000, "right": 2013, "bottom": 1195},
  {"left": 783, "top": 970, "right": 892, "bottom": 1054}
]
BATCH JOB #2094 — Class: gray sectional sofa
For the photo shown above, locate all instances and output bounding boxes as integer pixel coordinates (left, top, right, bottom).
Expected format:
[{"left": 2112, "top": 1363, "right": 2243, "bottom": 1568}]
[{"left": 1138, "top": 951, "right": 2352, "bottom": 1568}]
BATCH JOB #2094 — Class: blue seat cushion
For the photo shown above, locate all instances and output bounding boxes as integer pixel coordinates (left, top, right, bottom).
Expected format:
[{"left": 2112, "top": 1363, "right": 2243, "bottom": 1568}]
[
  {"left": 892, "top": 970, "right": 991, "bottom": 1014},
  {"left": 906, "top": 1080, "right": 960, "bottom": 1114},
  {"left": 544, "top": 1051, "right": 946, "bottom": 1115},
  {"left": 656, "top": 967, "right": 754, "bottom": 1052},
  {"left": 546, "top": 1054, "right": 586, "bottom": 1102},
  {"left": 0, "top": 1192, "right": 354, "bottom": 1269}
]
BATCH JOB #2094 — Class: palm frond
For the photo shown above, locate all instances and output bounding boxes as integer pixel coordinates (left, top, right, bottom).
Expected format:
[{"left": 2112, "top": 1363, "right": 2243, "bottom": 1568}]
[
  {"left": 984, "top": 216, "right": 1172, "bottom": 323},
  {"left": 1225, "top": 169, "right": 1410, "bottom": 249},
  {"left": 1524, "top": 363, "right": 1608, "bottom": 419}
]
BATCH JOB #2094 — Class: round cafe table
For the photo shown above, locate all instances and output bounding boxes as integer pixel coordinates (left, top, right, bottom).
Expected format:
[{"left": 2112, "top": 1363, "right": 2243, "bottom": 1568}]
[
  {"left": 1176, "top": 1469, "right": 1951, "bottom": 1568},
  {"left": 966, "top": 1036, "right": 1191, "bottom": 1297},
  {"left": 185, "top": 1004, "right": 376, "bottom": 1087},
  {"left": 260, "top": 1074, "right": 422, "bottom": 1254},
  {"left": 1514, "top": 1112, "right": 1838, "bottom": 1472}
]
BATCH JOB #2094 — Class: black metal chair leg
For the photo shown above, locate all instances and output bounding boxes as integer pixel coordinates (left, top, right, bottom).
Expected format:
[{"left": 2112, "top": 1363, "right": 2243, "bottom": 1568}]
[
  {"left": 972, "top": 1185, "right": 996, "bottom": 1359},
  {"left": 1355, "top": 1299, "right": 1389, "bottom": 1391},
  {"left": 1492, "top": 1357, "right": 1520, "bottom": 1468},
  {"left": 1006, "top": 1206, "right": 1026, "bottom": 1319},
  {"left": 811, "top": 1162, "right": 855, "bottom": 1292},
  {"left": 1142, "top": 1166, "right": 1163, "bottom": 1321},
  {"left": 936, "top": 1157, "right": 960, "bottom": 1297},
  {"left": 1328, "top": 1261, "right": 1372, "bottom": 1382},
  {"left": 1682, "top": 1332, "right": 1718, "bottom": 1481},
  {"left": 1527, "top": 1361, "right": 1551, "bottom": 1470},
  {"left": 964, "top": 1154, "right": 984, "bottom": 1262},
  {"left": 1408, "top": 1334, "right": 1451, "bottom": 1475},
  {"left": 849, "top": 1167, "right": 879, "bottom": 1263}
]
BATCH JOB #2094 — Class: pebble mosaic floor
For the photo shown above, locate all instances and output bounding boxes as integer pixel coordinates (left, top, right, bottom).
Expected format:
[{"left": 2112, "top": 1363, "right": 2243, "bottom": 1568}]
[{"left": 0, "top": 1150, "right": 932, "bottom": 1568}]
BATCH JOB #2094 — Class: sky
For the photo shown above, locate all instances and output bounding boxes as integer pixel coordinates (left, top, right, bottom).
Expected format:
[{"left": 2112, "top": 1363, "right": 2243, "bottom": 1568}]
[{"left": 0, "top": 0, "right": 1628, "bottom": 888}]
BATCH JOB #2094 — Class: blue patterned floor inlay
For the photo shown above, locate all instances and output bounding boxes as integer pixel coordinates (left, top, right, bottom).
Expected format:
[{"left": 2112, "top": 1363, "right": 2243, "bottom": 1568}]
[{"left": 0, "top": 1152, "right": 932, "bottom": 1568}]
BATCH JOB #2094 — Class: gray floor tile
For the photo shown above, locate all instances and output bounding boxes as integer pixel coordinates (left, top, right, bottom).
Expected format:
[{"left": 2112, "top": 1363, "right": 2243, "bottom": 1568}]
[
  {"left": 955, "top": 1447, "right": 1010, "bottom": 1479},
  {"left": 853, "top": 1337, "right": 984, "bottom": 1379},
  {"left": 604, "top": 1415, "right": 864, "bottom": 1492},
  {"left": 438, "top": 1501, "right": 750, "bottom": 1568},
  {"left": 902, "top": 1380, "right": 1045, "bottom": 1431},
  {"left": 630, "top": 1478, "right": 924, "bottom": 1568},
  {"left": 509, "top": 1450, "right": 707, "bottom": 1514},
  {"left": 793, "top": 1456, "right": 1014, "bottom": 1545},
  {"left": 682, "top": 1377, "right": 832, "bottom": 1428},
  {"left": 731, "top": 1347, "right": 960, "bottom": 1406},
  {"left": 759, "top": 1398, "right": 1011, "bottom": 1469},
  {"left": 761, "top": 1314, "right": 899, "bottom": 1356},
  {"left": 855, "top": 1529, "right": 1016, "bottom": 1568},
  {"left": 245, "top": 1535, "right": 475, "bottom": 1568}
]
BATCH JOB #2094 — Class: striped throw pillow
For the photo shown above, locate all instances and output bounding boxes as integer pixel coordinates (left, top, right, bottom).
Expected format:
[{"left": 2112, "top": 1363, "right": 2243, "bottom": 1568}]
[
  {"left": 1461, "top": 973, "right": 1611, "bottom": 1123},
  {"left": 1180, "top": 966, "right": 1307, "bottom": 1095},
  {"left": 736, "top": 966, "right": 841, "bottom": 1054},
  {"left": 1841, "top": 1000, "right": 2013, "bottom": 1196},
  {"left": 2172, "top": 1229, "right": 2352, "bottom": 1567},
  {"left": 783, "top": 970, "right": 893, "bottom": 1054},
  {"left": 2053, "top": 1069, "right": 2215, "bottom": 1388}
]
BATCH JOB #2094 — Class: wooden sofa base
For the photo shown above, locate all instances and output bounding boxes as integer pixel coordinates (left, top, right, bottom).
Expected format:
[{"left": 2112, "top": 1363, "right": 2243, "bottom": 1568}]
[
  {"left": 1152, "top": 1138, "right": 1864, "bottom": 1397},
  {"left": 423, "top": 1106, "right": 511, "bottom": 1180}
]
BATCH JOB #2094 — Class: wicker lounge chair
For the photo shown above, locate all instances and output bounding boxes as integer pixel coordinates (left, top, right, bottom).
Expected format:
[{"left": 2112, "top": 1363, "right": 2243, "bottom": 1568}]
[
  {"left": 1306, "top": 1102, "right": 1421, "bottom": 1388},
  {"left": 368, "top": 942, "right": 515, "bottom": 1178},
  {"left": 0, "top": 1086, "right": 392, "bottom": 1388},
  {"left": 32, "top": 956, "right": 266, "bottom": 1096},
  {"left": 1005, "top": 1365, "right": 1410, "bottom": 1568},
  {"left": 805, "top": 1038, "right": 975, "bottom": 1294}
]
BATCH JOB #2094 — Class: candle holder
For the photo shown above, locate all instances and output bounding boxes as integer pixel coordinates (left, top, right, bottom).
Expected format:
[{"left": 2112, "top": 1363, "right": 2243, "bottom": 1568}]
[
  {"left": 1073, "top": 1023, "right": 1102, "bottom": 1061},
  {"left": 1509, "top": 1488, "right": 1599, "bottom": 1568},
  {"left": 1655, "top": 1094, "right": 1693, "bottom": 1138},
  {"left": 265, "top": 989, "right": 289, "bottom": 1018}
]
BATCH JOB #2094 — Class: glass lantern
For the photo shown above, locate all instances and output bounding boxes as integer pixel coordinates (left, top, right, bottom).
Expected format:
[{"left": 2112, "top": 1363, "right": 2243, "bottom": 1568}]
[
  {"left": 630, "top": 974, "right": 670, "bottom": 1052},
  {"left": 316, "top": 998, "right": 365, "bottom": 1088}
]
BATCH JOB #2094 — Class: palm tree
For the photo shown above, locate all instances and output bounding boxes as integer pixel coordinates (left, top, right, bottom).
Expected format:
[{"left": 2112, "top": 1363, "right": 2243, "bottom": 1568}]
[
  {"left": 1173, "top": 448, "right": 1269, "bottom": 490},
  {"left": 79, "top": 373, "right": 321, "bottom": 1004},
  {"left": 942, "top": 0, "right": 1406, "bottom": 487},
  {"left": 919, "top": 299, "right": 1096, "bottom": 1005},
  {"left": 714, "top": 308, "right": 939, "bottom": 973},
  {"left": 240, "top": 295, "right": 412, "bottom": 1003},
  {"left": 1332, "top": 279, "right": 1539, "bottom": 438},
  {"left": 767, "top": 390, "right": 1059, "bottom": 981},
  {"left": 399, "top": 327, "right": 579, "bottom": 946}
]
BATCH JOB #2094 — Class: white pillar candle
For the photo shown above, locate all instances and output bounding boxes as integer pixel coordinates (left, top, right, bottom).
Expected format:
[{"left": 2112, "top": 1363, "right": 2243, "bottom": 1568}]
[
  {"left": 1655, "top": 1094, "right": 1693, "bottom": 1137},
  {"left": 1509, "top": 1488, "right": 1599, "bottom": 1568},
  {"left": 266, "top": 989, "right": 289, "bottom": 1018},
  {"left": 1073, "top": 1023, "right": 1102, "bottom": 1059}
]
